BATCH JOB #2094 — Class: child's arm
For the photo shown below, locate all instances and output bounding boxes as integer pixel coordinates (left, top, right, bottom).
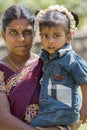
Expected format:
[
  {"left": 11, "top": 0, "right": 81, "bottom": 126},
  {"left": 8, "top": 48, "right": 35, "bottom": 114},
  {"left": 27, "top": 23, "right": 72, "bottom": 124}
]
[{"left": 80, "top": 83, "right": 87, "bottom": 123}]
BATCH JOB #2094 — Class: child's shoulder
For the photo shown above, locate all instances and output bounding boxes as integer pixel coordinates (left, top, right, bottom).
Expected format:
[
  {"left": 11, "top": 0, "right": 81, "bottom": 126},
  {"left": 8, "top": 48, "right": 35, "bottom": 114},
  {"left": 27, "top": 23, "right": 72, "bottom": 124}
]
[
  {"left": 59, "top": 50, "right": 87, "bottom": 69},
  {"left": 67, "top": 50, "right": 87, "bottom": 64}
]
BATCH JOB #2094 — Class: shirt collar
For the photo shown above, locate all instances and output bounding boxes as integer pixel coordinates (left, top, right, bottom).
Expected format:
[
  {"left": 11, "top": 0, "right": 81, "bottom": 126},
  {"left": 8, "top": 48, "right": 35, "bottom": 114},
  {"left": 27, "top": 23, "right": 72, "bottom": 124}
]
[
  {"left": 40, "top": 43, "right": 72, "bottom": 60},
  {"left": 58, "top": 43, "right": 72, "bottom": 57}
]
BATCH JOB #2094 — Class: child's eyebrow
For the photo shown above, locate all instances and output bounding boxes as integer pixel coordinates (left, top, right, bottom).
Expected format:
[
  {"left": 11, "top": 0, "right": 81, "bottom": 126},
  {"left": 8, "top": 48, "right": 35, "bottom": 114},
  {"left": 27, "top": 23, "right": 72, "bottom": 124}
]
[
  {"left": 54, "top": 32, "right": 61, "bottom": 34},
  {"left": 40, "top": 32, "right": 63, "bottom": 35}
]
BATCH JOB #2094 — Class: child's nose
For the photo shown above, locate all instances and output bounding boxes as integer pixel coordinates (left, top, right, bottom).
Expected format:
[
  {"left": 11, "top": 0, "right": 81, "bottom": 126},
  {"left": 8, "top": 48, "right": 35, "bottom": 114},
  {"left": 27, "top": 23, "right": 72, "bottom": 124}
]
[{"left": 49, "top": 37, "right": 55, "bottom": 43}]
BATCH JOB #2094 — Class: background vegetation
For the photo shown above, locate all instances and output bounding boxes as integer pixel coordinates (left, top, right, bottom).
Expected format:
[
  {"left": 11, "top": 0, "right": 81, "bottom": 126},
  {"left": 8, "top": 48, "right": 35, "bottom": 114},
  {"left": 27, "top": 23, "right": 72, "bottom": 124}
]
[{"left": 0, "top": 0, "right": 87, "bottom": 32}]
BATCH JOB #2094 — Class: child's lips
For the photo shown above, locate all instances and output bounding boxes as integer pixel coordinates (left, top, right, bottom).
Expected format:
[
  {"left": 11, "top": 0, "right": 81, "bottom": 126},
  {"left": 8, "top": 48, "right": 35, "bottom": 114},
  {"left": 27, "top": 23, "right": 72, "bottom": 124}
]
[{"left": 48, "top": 47, "right": 55, "bottom": 50}]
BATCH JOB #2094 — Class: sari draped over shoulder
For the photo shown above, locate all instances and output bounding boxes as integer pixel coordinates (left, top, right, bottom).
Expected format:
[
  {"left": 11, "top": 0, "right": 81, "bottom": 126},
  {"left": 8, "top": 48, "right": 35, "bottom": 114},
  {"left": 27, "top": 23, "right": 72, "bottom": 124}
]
[{"left": 0, "top": 55, "right": 43, "bottom": 124}]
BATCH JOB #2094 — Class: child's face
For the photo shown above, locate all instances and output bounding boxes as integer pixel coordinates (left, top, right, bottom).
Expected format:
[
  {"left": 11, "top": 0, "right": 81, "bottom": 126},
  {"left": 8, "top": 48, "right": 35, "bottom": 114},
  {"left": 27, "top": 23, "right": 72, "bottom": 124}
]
[{"left": 40, "top": 25, "right": 71, "bottom": 56}]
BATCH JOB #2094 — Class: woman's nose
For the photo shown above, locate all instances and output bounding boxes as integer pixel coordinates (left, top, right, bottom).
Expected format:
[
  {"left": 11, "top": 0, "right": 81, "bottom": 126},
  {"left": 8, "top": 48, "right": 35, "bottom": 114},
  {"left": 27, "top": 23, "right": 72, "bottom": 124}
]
[{"left": 17, "top": 34, "right": 24, "bottom": 42}]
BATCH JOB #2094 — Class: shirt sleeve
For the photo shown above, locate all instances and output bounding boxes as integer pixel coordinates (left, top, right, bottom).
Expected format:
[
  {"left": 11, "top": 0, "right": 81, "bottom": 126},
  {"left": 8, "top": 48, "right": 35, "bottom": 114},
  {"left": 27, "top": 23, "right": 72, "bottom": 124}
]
[
  {"left": 70, "top": 57, "right": 87, "bottom": 85},
  {"left": 0, "top": 70, "right": 6, "bottom": 92}
]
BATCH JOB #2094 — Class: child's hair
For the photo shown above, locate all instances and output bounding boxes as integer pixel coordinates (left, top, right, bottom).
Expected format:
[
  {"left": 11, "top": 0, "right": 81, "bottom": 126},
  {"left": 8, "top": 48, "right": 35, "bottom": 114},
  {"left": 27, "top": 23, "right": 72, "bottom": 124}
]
[
  {"left": 71, "top": 11, "right": 79, "bottom": 27},
  {"left": 2, "top": 4, "right": 35, "bottom": 32},
  {"left": 35, "top": 5, "right": 79, "bottom": 35}
]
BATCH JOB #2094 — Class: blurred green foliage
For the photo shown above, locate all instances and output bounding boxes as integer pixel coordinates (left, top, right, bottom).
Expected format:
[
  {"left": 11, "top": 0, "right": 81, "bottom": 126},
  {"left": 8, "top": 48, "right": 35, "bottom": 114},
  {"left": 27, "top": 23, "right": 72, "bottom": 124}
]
[
  {"left": 0, "top": 0, "right": 87, "bottom": 14},
  {"left": 0, "top": 0, "right": 87, "bottom": 31}
]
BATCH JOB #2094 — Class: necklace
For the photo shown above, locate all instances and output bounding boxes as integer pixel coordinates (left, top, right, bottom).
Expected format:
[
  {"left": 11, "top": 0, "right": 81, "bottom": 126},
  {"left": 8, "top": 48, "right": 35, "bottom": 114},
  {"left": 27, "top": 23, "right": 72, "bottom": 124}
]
[{"left": 7, "top": 56, "right": 20, "bottom": 70}]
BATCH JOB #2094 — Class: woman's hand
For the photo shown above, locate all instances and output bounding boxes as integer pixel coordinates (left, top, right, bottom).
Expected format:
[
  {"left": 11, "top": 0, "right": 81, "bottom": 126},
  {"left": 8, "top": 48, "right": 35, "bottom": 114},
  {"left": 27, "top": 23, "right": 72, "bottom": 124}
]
[{"left": 36, "top": 127, "right": 60, "bottom": 130}]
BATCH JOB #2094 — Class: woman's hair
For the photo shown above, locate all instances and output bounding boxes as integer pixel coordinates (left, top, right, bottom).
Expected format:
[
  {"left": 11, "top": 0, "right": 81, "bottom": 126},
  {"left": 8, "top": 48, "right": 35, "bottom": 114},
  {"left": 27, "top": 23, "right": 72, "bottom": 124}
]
[
  {"left": 2, "top": 4, "right": 35, "bottom": 32},
  {"left": 35, "top": 5, "right": 79, "bottom": 35}
]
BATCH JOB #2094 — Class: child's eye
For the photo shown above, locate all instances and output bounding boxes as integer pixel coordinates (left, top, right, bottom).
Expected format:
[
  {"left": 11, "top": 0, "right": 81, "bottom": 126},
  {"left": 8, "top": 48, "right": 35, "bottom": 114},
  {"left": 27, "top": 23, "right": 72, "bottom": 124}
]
[
  {"left": 54, "top": 34, "right": 61, "bottom": 38},
  {"left": 40, "top": 34, "right": 48, "bottom": 39}
]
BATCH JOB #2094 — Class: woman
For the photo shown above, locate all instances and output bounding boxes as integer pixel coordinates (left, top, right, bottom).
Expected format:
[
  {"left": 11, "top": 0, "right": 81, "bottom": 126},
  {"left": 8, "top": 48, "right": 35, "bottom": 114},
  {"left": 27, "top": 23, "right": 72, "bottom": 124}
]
[
  {"left": 0, "top": 4, "right": 65, "bottom": 130},
  {"left": 0, "top": 4, "right": 43, "bottom": 130}
]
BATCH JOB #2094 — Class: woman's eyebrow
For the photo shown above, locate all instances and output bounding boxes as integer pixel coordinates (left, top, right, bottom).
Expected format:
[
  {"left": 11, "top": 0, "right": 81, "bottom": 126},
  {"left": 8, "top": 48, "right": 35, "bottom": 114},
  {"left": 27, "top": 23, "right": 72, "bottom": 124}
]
[
  {"left": 7, "top": 28, "right": 17, "bottom": 30},
  {"left": 6, "top": 26, "right": 17, "bottom": 30}
]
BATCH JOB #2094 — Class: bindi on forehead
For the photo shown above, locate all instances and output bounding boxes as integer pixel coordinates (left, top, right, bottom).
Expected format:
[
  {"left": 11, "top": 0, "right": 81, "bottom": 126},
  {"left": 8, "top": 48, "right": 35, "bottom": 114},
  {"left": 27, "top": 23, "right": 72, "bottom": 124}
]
[
  {"left": 15, "top": 25, "right": 33, "bottom": 30},
  {"left": 16, "top": 25, "right": 25, "bottom": 29}
]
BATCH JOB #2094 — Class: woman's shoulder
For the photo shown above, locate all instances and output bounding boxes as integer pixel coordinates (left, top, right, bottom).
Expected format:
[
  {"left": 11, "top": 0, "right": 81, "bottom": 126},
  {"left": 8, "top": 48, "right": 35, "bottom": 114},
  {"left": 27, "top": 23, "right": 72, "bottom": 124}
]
[
  {"left": 30, "top": 52, "right": 40, "bottom": 61},
  {"left": 31, "top": 52, "right": 39, "bottom": 59},
  {"left": 0, "top": 56, "right": 13, "bottom": 72},
  {"left": 25, "top": 52, "right": 39, "bottom": 66},
  {"left": 0, "top": 56, "right": 6, "bottom": 68}
]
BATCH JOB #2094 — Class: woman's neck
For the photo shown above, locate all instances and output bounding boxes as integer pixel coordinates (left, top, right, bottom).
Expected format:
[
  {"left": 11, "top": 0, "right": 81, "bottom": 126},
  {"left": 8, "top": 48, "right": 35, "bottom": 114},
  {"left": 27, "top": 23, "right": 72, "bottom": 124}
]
[
  {"left": 8, "top": 53, "right": 30, "bottom": 65},
  {"left": 7, "top": 52, "right": 30, "bottom": 71}
]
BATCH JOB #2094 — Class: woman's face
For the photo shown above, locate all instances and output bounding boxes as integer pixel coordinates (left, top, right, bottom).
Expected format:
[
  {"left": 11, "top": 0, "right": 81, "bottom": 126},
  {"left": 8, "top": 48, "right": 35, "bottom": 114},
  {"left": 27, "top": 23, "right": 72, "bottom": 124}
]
[{"left": 2, "top": 19, "right": 34, "bottom": 56}]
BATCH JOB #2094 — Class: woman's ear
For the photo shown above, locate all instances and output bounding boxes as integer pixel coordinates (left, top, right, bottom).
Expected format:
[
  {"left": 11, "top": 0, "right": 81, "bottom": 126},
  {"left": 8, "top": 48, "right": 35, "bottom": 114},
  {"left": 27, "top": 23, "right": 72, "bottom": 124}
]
[
  {"left": 1, "top": 32, "right": 7, "bottom": 46},
  {"left": 1, "top": 31, "right": 6, "bottom": 42}
]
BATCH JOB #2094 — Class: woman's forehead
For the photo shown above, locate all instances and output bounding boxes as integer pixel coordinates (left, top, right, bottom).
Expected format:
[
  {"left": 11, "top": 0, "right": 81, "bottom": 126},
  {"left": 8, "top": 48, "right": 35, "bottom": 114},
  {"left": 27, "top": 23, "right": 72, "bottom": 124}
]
[{"left": 7, "top": 19, "right": 33, "bottom": 30}]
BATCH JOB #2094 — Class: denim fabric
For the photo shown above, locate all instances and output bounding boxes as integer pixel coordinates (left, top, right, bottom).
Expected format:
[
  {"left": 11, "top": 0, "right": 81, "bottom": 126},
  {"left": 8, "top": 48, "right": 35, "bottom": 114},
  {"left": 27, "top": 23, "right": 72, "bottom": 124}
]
[{"left": 31, "top": 43, "right": 87, "bottom": 127}]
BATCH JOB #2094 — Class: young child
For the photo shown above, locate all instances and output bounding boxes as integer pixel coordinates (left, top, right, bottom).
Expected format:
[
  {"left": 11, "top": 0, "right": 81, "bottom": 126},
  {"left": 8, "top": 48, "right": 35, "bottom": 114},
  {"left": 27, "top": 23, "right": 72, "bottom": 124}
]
[{"left": 30, "top": 5, "right": 87, "bottom": 129}]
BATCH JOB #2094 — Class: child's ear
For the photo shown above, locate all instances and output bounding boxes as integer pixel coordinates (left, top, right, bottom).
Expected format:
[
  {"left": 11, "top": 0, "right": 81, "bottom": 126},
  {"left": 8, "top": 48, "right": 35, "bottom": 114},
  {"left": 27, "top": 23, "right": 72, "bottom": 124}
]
[{"left": 66, "top": 33, "right": 72, "bottom": 42}]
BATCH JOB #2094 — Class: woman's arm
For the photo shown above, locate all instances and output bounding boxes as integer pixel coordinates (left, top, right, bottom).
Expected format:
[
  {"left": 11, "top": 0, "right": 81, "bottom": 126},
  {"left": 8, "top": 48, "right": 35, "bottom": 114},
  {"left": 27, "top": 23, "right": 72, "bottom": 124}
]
[
  {"left": 80, "top": 83, "right": 87, "bottom": 123},
  {"left": 0, "top": 92, "right": 37, "bottom": 130},
  {"left": 0, "top": 93, "right": 65, "bottom": 130}
]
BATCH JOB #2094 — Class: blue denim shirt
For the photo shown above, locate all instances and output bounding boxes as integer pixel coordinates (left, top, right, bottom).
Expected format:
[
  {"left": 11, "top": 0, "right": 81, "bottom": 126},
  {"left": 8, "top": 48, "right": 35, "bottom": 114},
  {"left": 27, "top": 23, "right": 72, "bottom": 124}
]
[{"left": 31, "top": 43, "right": 87, "bottom": 127}]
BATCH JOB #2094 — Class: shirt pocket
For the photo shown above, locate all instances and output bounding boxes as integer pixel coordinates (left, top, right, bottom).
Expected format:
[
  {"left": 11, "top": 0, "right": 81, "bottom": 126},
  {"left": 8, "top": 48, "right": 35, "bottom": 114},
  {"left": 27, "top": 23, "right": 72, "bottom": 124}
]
[{"left": 52, "top": 66, "right": 65, "bottom": 81}]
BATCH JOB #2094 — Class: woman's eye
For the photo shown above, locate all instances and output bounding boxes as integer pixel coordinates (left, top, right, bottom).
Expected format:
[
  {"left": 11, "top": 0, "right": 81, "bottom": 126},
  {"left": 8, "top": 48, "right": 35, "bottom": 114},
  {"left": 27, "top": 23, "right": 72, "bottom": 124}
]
[
  {"left": 10, "top": 31, "right": 17, "bottom": 35},
  {"left": 23, "top": 30, "right": 33, "bottom": 36}
]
